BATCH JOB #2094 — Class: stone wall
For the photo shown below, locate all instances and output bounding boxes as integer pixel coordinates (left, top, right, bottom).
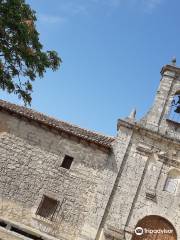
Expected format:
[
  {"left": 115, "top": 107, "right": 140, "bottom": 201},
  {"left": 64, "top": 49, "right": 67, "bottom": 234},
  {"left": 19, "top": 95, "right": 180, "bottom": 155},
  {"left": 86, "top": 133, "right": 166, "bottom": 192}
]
[
  {"left": 101, "top": 123, "right": 180, "bottom": 240},
  {"left": 0, "top": 111, "right": 116, "bottom": 240}
]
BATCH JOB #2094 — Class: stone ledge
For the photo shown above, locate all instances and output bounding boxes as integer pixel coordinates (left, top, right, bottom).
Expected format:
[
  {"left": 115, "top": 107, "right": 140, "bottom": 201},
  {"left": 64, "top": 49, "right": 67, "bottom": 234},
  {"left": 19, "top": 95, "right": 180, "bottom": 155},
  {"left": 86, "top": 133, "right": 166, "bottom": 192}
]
[
  {"left": 145, "top": 189, "right": 157, "bottom": 202},
  {"left": 104, "top": 225, "right": 124, "bottom": 239},
  {"left": 0, "top": 217, "right": 62, "bottom": 240}
]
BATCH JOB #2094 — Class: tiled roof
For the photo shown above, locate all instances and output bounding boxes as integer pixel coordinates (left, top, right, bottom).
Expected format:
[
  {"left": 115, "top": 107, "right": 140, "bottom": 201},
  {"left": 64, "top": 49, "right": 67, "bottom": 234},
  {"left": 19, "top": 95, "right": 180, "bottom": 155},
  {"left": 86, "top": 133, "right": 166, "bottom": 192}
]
[{"left": 0, "top": 100, "right": 115, "bottom": 149}]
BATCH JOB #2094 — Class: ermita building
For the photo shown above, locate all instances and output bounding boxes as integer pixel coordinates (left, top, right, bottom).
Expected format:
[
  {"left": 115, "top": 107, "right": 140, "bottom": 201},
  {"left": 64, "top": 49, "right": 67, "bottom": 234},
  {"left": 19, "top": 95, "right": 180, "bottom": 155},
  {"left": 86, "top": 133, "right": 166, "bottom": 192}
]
[{"left": 0, "top": 60, "right": 179, "bottom": 240}]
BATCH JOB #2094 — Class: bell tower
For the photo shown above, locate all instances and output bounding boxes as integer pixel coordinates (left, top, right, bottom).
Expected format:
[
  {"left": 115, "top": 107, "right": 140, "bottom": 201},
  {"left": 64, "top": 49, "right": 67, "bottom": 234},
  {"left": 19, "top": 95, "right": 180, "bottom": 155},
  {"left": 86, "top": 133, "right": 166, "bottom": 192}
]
[{"left": 140, "top": 58, "right": 180, "bottom": 139}]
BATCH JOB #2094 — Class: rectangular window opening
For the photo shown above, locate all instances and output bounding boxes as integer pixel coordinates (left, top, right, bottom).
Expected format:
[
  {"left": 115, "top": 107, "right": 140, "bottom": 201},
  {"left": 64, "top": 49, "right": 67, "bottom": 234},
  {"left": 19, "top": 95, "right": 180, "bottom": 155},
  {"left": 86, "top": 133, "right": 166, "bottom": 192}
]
[
  {"left": 36, "top": 195, "right": 59, "bottom": 221},
  {"left": 61, "top": 155, "right": 74, "bottom": 169}
]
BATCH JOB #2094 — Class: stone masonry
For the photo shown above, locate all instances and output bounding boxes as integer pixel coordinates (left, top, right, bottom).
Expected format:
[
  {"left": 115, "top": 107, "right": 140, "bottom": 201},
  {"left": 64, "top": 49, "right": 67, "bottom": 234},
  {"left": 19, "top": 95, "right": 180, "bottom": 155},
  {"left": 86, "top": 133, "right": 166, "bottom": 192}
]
[{"left": 0, "top": 60, "right": 179, "bottom": 240}]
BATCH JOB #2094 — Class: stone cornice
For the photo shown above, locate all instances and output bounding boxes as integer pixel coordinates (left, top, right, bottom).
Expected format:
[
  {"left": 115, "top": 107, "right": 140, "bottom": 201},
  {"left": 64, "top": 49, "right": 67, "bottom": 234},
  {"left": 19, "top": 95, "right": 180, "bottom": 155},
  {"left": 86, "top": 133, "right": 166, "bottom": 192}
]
[
  {"left": 160, "top": 64, "right": 180, "bottom": 76},
  {"left": 136, "top": 142, "right": 180, "bottom": 169},
  {"left": 118, "top": 119, "right": 180, "bottom": 147}
]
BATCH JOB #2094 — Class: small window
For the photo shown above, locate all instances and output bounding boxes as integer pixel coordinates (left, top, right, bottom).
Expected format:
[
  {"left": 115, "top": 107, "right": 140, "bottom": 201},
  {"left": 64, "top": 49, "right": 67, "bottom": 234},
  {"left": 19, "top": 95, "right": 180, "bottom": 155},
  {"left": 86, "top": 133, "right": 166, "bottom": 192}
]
[
  {"left": 164, "top": 169, "right": 180, "bottom": 194},
  {"left": 164, "top": 177, "right": 179, "bottom": 194},
  {"left": 36, "top": 195, "right": 59, "bottom": 221},
  {"left": 61, "top": 155, "right": 73, "bottom": 169}
]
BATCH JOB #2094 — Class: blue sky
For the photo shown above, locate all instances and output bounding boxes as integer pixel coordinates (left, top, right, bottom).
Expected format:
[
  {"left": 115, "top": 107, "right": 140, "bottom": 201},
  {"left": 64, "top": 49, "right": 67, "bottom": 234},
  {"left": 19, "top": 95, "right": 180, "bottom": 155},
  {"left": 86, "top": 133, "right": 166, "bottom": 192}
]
[{"left": 1, "top": 0, "right": 180, "bottom": 135}]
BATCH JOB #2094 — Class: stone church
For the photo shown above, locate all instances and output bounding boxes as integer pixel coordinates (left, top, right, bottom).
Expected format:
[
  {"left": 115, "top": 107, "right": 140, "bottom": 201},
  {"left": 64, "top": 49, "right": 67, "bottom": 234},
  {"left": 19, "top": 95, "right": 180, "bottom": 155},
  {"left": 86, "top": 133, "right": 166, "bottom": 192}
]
[{"left": 0, "top": 60, "right": 179, "bottom": 240}]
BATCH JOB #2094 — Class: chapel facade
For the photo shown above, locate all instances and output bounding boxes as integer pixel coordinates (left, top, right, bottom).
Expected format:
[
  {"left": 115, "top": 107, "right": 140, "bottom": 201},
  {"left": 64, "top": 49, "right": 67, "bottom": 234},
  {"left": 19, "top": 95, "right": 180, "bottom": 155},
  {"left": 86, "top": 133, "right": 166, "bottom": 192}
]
[{"left": 0, "top": 60, "right": 179, "bottom": 240}]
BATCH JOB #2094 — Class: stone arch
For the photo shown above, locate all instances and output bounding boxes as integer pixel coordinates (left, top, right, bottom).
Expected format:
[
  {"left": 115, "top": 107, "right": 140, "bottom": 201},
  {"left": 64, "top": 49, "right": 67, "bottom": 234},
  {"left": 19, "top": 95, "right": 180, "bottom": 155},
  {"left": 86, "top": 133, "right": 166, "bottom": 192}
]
[
  {"left": 131, "top": 215, "right": 177, "bottom": 240},
  {"left": 168, "top": 168, "right": 180, "bottom": 177}
]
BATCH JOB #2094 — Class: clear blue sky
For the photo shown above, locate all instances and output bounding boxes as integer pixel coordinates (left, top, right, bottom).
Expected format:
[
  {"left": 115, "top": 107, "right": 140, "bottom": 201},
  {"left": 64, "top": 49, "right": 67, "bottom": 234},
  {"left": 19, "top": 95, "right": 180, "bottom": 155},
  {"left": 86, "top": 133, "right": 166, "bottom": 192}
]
[{"left": 1, "top": 0, "right": 180, "bottom": 135}]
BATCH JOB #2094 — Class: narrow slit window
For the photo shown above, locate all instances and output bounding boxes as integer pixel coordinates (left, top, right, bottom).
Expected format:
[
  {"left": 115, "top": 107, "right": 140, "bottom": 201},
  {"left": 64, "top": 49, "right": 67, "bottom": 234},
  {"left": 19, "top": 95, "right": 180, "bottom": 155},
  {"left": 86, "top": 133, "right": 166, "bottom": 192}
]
[
  {"left": 61, "top": 155, "right": 73, "bottom": 169},
  {"left": 36, "top": 195, "right": 59, "bottom": 221}
]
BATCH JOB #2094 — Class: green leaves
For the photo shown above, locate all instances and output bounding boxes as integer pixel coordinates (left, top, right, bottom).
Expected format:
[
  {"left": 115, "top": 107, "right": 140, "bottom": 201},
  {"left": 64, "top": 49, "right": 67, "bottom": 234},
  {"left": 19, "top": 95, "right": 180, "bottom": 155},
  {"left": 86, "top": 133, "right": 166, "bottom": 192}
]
[{"left": 0, "top": 0, "right": 61, "bottom": 105}]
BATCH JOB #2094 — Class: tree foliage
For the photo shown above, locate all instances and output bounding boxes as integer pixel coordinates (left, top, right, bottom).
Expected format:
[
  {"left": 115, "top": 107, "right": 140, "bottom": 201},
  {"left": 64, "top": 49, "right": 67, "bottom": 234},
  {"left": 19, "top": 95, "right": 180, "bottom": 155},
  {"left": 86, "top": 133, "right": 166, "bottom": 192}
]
[{"left": 0, "top": 0, "right": 61, "bottom": 105}]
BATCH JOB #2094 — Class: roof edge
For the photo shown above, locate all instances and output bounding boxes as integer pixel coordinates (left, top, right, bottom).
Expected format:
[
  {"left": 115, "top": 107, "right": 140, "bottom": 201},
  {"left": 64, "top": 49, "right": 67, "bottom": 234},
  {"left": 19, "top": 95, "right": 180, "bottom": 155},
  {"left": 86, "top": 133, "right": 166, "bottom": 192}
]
[{"left": 0, "top": 99, "right": 115, "bottom": 150}]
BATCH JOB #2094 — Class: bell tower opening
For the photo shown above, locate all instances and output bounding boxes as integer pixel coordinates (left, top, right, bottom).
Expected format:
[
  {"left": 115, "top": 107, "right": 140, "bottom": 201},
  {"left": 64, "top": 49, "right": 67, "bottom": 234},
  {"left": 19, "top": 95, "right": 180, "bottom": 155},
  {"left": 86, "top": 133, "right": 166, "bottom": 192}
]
[
  {"left": 168, "top": 91, "right": 180, "bottom": 123},
  {"left": 140, "top": 58, "right": 180, "bottom": 134}
]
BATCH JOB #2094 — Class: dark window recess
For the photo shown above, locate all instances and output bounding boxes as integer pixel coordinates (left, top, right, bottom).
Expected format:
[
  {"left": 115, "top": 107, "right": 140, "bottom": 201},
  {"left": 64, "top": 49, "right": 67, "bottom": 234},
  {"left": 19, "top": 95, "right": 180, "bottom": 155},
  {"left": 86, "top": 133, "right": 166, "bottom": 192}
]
[
  {"left": 168, "top": 93, "right": 180, "bottom": 123},
  {"left": 11, "top": 227, "right": 43, "bottom": 240},
  {"left": 61, "top": 155, "right": 74, "bottom": 169},
  {"left": 36, "top": 195, "right": 59, "bottom": 221},
  {"left": 0, "top": 220, "right": 7, "bottom": 228}
]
